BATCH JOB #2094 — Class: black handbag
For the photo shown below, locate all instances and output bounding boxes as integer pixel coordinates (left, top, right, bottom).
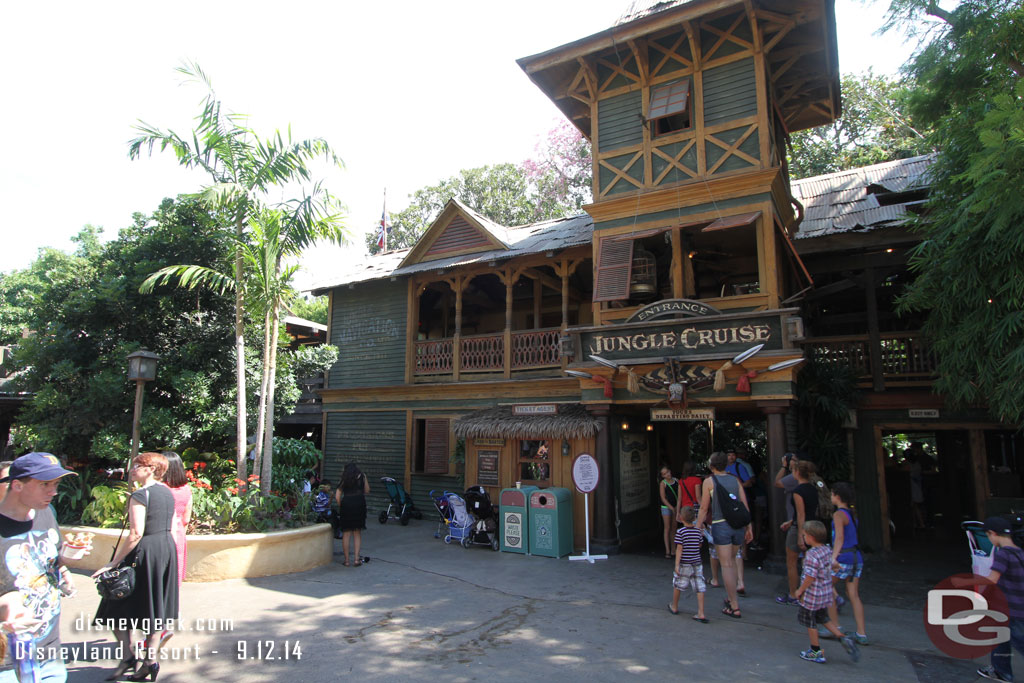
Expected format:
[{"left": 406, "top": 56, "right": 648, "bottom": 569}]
[{"left": 95, "top": 495, "right": 138, "bottom": 601}]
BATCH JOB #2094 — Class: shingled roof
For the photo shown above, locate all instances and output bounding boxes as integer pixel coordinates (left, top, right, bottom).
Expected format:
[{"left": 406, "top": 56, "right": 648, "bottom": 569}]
[
  {"left": 792, "top": 154, "right": 934, "bottom": 240},
  {"left": 308, "top": 212, "right": 593, "bottom": 294}
]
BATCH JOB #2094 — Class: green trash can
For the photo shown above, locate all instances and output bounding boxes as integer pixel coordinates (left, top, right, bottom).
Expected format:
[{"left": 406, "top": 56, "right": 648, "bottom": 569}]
[
  {"left": 528, "top": 487, "right": 573, "bottom": 558},
  {"left": 499, "top": 486, "right": 538, "bottom": 553}
]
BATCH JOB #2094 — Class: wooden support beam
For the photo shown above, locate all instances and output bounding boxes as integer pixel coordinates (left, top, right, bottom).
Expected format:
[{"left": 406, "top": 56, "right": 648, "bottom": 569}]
[
  {"left": 671, "top": 228, "right": 684, "bottom": 298},
  {"left": 504, "top": 268, "right": 513, "bottom": 378},
  {"left": 864, "top": 267, "right": 885, "bottom": 393},
  {"left": 453, "top": 276, "right": 464, "bottom": 382},
  {"left": 521, "top": 267, "right": 578, "bottom": 299},
  {"left": 971, "top": 429, "right": 990, "bottom": 520},
  {"left": 533, "top": 278, "right": 542, "bottom": 329}
]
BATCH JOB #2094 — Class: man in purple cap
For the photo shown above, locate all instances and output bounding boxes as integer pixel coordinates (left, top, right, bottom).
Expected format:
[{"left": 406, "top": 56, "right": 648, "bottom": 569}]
[
  {"left": 0, "top": 452, "right": 78, "bottom": 682},
  {"left": 976, "top": 516, "right": 1024, "bottom": 682}
]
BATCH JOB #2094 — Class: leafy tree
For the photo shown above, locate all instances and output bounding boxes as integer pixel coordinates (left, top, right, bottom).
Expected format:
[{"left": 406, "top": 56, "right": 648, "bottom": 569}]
[
  {"left": 892, "top": 0, "right": 1024, "bottom": 425},
  {"left": 366, "top": 124, "right": 593, "bottom": 253},
  {"left": 10, "top": 199, "right": 238, "bottom": 461},
  {"left": 287, "top": 295, "right": 328, "bottom": 325},
  {"left": 788, "top": 71, "right": 933, "bottom": 179},
  {"left": 130, "top": 62, "right": 344, "bottom": 479}
]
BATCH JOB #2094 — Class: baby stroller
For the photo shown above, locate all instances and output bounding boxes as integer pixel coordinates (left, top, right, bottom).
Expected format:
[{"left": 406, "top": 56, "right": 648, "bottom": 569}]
[
  {"left": 462, "top": 485, "right": 500, "bottom": 551},
  {"left": 441, "top": 491, "right": 474, "bottom": 546},
  {"left": 430, "top": 489, "right": 456, "bottom": 539},
  {"left": 378, "top": 476, "right": 423, "bottom": 526}
]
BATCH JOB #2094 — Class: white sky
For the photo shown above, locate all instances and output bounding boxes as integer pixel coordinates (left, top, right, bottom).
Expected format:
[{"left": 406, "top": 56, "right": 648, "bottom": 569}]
[{"left": 0, "top": 0, "right": 917, "bottom": 288}]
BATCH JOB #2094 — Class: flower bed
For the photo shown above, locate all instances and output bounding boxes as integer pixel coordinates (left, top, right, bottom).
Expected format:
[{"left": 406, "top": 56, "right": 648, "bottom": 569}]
[{"left": 60, "top": 523, "right": 334, "bottom": 582}]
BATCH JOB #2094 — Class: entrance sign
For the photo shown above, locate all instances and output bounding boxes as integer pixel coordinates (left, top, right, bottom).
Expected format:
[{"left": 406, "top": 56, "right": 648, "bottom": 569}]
[
  {"left": 909, "top": 409, "right": 940, "bottom": 419},
  {"left": 512, "top": 404, "right": 558, "bottom": 416},
  {"left": 651, "top": 407, "right": 716, "bottom": 421},
  {"left": 625, "top": 299, "right": 722, "bottom": 323},
  {"left": 571, "top": 453, "right": 599, "bottom": 493},
  {"left": 569, "top": 452, "right": 607, "bottom": 564}
]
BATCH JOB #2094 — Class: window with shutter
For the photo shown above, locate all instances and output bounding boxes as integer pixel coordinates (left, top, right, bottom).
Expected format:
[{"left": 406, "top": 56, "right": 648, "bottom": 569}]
[
  {"left": 593, "top": 236, "right": 634, "bottom": 302},
  {"left": 647, "top": 79, "right": 691, "bottom": 137},
  {"left": 423, "top": 419, "right": 450, "bottom": 474}
]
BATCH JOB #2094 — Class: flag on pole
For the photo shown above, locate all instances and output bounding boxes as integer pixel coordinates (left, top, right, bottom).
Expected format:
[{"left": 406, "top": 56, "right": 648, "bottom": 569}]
[{"left": 375, "top": 190, "right": 387, "bottom": 251}]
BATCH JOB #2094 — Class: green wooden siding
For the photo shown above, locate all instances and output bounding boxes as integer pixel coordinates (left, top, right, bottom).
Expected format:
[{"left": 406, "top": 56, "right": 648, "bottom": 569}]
[
  {"left": 702, "top": 57, "right": 757, "bottom": 127},
  {"left": 651, "top": 139, "right": 698, "bottom": 186},
  {"left": 324, "top": 411, "right": 406, "bottom": 514},
  {"left": 597, "top": 91, "right": 643, "bottom": 153},
  {"left": 599, "top": 151, "right": 645, "bottom": 196},
  {"left": 701, "top": 14, "right": 752, "bottom": 62},
  {"left": 648, "top": 31, "right": 691, "bottom": 78},
  {"left": 328, "top": 280, "right": 406, "bottom": 388},
  {"left": 705, "top": 126, "right": 760, "bottom": 173},
  {"left": 596, "top": 52, "right": 640, "bottom": 91}
]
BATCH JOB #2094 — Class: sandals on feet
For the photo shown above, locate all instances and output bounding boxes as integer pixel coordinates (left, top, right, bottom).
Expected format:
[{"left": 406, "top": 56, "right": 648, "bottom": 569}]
[
  {"left": 342, "top": 559, "right": 351, "bottom": 567},
  {"left": 667, "top": 604, "right": 679, "bottom": 615},
  {"left": 721, "top": 605, "right": 742, "bottom": 619},
  {"left": 354, "top": 559, "right": 363, "bottom": 567},
  {"left": 692, "top": 616, "right": 709, "bottom": 623}
]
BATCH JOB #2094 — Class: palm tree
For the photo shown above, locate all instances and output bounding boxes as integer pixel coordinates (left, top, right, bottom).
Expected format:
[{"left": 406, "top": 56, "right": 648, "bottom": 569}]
[{"left": 130, "top": 61, "right": 343, "bottom": 479}]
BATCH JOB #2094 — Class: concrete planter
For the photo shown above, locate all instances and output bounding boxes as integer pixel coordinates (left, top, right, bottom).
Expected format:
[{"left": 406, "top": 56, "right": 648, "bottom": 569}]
[{"left": 60, "top": 523, "right": 333, "bottom": 582}]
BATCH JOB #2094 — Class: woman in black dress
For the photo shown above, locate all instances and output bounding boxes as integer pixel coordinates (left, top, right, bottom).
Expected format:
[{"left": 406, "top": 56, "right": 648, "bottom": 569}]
[
  {"left": 334, "top": 463, "right": 370, "bottom": 567},
  {"left": 93, "top": 452, "right": 179, "bottom": 681}
]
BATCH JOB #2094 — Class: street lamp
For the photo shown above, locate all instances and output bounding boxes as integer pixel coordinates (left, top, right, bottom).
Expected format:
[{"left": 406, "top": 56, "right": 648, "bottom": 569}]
[{"left": 126, "top": 350, "right": 160, "bottom": 471}]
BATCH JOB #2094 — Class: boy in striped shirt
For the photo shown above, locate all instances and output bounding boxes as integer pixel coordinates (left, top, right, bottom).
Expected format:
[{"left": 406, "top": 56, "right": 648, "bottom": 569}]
[{"left": 669, "top": 506, "right": 708, "bottom": 622}]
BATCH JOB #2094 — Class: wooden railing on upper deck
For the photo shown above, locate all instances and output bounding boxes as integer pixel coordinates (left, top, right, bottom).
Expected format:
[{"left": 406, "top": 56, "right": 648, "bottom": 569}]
[
  {"left": 413, "top": 327, "right": 561, "bottom": 377},
  {"left": 800, "top": 332, "right": 937, "bottom": 386}
]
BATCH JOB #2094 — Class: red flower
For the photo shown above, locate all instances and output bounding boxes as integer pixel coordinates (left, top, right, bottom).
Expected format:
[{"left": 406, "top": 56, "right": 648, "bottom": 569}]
[
  {"left": 227, "top": 487, "right": 238, "bottom": 495},
  {"left": 234, "top": 478, "right": 244, "bottom": 485}
]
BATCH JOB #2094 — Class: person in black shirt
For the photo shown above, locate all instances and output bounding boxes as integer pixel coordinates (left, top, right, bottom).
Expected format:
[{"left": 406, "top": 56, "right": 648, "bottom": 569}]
[{"left": 781, "top": 460, "right": 818, "bottom": 553}]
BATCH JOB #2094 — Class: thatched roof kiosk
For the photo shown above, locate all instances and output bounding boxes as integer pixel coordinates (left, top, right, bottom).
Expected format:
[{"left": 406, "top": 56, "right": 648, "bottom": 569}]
[{"left": 453, "top": 405, "right": 602, "bottom": 441}]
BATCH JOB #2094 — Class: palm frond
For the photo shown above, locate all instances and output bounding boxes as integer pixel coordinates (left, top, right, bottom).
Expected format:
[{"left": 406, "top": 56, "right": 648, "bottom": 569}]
[{"left": 139, "top": 264, "right": 234, "bottom": 295}]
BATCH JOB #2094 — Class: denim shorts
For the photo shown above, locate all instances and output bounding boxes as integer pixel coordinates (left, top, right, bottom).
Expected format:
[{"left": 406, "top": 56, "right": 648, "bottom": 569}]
[
  {"left": 711, "top": 521, "right": 745, "bottom": 547},
  {"left": 832, "top": 561, "right": 863, "bottom": 580}
]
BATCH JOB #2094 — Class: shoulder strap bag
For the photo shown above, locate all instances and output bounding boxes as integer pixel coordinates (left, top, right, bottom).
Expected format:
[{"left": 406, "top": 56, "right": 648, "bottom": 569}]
[
  {"left": 712, "top": 475, "right": 751, "bottom": 530},
  {"left": 95, "top": 490, "right": 143, "bottom": 601}
]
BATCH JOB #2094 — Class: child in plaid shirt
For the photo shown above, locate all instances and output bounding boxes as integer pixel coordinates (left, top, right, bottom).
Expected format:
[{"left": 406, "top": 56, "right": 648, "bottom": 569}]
[{"left": 795, "top": 520, "right": 860, "bottom": 664}]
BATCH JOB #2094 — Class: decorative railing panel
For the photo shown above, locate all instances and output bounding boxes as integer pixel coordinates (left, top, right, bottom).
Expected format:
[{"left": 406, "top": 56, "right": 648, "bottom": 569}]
[
  {"left": 460, "top": 334, "right": 504, "bottom": 371},
  {"left": 511, "top": 328, "right": 561, "bottom": 369},
  {"left": 415, "top": 339, "right": 453, "bottom": 374},
  {"left": 801, "top": 332, "right": 937, "bottom": 384}
]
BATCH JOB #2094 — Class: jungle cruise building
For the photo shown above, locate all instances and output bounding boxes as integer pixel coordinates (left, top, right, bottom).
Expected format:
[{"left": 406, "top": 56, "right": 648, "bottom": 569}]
[{"left": 310, "top": 0, "right": 1019, "bottom": 555}]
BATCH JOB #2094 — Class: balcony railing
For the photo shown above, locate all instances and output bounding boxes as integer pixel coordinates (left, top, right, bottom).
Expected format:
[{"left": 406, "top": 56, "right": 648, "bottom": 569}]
[
  {"left": 801, "top": 332, "right": 937, "bottom": 386},
  {"left": 414, "top": 327, "right": 562, "bottom": 377}
]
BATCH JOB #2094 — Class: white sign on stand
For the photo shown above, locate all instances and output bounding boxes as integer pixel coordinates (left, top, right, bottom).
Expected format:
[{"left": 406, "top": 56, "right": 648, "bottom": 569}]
[{"left": 569, "top": 453, "right": 608, "bottom": 564}]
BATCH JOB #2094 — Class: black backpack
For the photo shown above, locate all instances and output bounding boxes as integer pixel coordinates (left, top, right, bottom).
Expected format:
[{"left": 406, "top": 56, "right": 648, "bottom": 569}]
[{"left": 712, "top": 475, "right": 751, "bottom": 529}]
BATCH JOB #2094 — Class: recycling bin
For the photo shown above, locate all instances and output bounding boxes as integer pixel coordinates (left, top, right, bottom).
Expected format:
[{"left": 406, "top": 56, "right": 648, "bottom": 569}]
[
  {"left": 499, "top": 486, "right": 538, "bottom": 553},
  {"left": 528, "top": 487, "right": 574, "bottom": 558}
]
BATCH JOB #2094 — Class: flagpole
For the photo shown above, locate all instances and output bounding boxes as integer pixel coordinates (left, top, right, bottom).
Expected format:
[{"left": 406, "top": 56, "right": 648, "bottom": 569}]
[{"left": 382, "top": 188, "right": 387, "bottom": 253}]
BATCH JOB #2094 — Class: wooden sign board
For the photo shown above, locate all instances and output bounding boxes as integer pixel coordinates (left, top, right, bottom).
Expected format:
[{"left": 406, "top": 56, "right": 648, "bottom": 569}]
[
  {"left": 650, "top": 407, "right": 716, "bottom": 421},
  {"left": 474, "top": 438, "right": 506, "bottom": 447},
  {"left": 909, "top": 409, "right": 940, "bottom": 419},
  {"left": 477, "top": 450, "right": 500, "bottom": 486},
  {"left": 512, "top": 404, "right": 558, "bottom": 416}
]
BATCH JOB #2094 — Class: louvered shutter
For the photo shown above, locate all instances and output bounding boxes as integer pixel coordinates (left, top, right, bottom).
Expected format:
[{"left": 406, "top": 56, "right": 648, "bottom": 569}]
[
  {"left": 593, "top": 237, "right": 634, "bottom": 302},
  {"left": 424, "top": 419, "right": 450, "bottom": 474}
]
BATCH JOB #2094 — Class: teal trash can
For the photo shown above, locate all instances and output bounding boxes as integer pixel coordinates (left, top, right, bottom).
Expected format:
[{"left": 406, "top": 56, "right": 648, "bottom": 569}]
[
  {"left": 528, "top": 487, "right": 573, "bottom": 558},
  {"left": 499, "top": 486, "right": 538, "bottom": 553}
]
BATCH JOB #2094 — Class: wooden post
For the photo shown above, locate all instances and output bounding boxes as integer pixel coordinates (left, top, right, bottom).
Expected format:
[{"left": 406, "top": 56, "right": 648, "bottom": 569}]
[
  {"left": 671, "top": 228, "right": 684, "bottom": 299},
  {"left": 865, "top": 267, "right": 885, "bottom": 393},
  {"left": 588, "top": 405, "right": 618, "bottom": 552},
  {"left": 560, "top": 261, "right": 570, "bottom": 373},
  {"left": 763, "top": 405, "right": 787, "bottom": 560},
  {"left": 874, "top": 425, "right": 892, "bottom": 551},
  {"left": 971, "top": 429, "right": 989, "bottom": 520},
  {"left": 453, "top": 278, "right": 463, "bottom": 381},
  {"left": 504, "top": 269, "right": 513, "bottom": 378},
  {"left": 405, "top": 280, "right": 420, "bottom": 384},
  {"left": 129, "top": 380, "right": 145, "bottom": 464},
  {"left": 533, "top": 278, "right": 542, "bottom": 329}
]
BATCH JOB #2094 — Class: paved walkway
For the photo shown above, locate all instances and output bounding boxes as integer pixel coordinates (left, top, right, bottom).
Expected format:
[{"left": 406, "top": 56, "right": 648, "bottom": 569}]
[{"left": 58, "top": 521, "right": 983, "bottom": 682}]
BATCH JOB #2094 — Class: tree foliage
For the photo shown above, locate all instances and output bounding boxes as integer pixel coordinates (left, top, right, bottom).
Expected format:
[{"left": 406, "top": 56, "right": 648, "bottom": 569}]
[
  {"left": 366, "top": 123, "right": 592, "bottom": 253},
  {"left": 788, "top": 71, "right": 933, "bottom": 179},
  {"left": 287, "top": 296, "right": 328, "bottom": 325},
  {"left": 893, "top": 0, "right": 1024, "bottom": 425}
]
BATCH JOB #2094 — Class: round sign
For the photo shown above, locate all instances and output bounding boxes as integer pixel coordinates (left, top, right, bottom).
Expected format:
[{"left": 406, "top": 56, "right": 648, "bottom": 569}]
[{"left": 572, "top": 453, "right": 599, "bottom": 493}]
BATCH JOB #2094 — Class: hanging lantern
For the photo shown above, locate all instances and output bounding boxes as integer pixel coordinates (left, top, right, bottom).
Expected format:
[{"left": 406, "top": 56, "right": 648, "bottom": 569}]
[{"left": 629, "top": 245, "right": 657, "bottom": 299}]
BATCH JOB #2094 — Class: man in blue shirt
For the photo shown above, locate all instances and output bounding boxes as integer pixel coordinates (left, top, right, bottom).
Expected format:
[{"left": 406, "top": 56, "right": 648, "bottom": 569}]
[{"left": 726, "top": 450, "right": 754, "bottom": 489}]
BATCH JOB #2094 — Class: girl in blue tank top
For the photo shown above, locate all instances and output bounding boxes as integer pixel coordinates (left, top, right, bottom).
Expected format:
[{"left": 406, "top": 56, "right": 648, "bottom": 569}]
[{"left": 828, "top": 482, "right": 868, "bottom": 645}]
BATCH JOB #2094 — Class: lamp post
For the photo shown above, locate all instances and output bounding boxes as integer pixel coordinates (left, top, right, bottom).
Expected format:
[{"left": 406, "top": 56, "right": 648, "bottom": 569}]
[{"left": 126, "top": 350, "right": 160, "bottom": 473}]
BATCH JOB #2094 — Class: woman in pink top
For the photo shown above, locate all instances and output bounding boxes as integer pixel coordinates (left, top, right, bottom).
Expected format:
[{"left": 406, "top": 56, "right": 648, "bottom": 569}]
[{"left": 160, "top": 451, "right": 192, "bottom": 586}]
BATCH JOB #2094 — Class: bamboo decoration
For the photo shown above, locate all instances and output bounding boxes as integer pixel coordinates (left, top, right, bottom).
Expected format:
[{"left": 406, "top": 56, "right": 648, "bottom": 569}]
[
  {"left": 713, "top": 361, "right": 732, "bottom": 391},
  {"left": 714, "top": 344, "right": 765, "bottom": 392}
]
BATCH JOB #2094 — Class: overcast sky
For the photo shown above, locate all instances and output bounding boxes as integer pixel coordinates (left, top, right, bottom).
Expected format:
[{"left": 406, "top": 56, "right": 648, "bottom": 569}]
[{"left": 0, "top": 0, "right": 918, "bottom": 288}]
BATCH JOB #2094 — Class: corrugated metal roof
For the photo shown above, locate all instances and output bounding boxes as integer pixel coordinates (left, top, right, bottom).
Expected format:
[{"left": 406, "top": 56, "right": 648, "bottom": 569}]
[
  {"left": 308, "top": 213, "right": 593, "bottom": 293},
  {"left": 792, "top": 154, "right": 934, "bottom": 240}
]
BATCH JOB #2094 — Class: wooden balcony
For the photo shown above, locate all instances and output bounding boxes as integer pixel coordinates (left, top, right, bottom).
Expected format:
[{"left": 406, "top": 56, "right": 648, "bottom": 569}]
[
  {"left": 800, "top": 332, "right": 937, "bottom": 388},
  {"left": 278, "top": 374, "right": 323, "bottom": 424},
  {"left": 414, "top": 327, "right": 562, "bottom": 379}
]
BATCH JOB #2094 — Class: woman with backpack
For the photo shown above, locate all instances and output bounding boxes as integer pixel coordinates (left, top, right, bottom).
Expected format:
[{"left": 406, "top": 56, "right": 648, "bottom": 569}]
[{"left": 696, "top": 451, "right": 753, "bottom": 619}]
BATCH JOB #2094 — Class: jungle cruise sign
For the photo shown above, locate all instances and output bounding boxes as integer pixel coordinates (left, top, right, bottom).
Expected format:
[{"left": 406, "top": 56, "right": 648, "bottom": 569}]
[{"left": 576, "top": 308, "right": 787, "bottom": 363}]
